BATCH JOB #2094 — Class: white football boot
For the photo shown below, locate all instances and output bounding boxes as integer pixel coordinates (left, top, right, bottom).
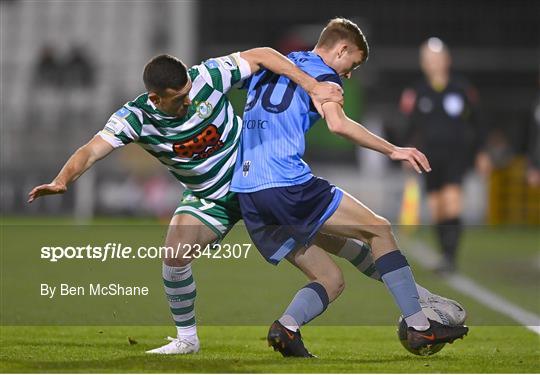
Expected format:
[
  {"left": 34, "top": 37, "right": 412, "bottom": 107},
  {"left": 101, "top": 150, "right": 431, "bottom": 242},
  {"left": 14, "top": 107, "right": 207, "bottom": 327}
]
[
  {"left": 420, "top": 294, "right": 467, "bottom": 326},
  {"left": 146, "top": 336, "right": 200, "bottom": 354}
]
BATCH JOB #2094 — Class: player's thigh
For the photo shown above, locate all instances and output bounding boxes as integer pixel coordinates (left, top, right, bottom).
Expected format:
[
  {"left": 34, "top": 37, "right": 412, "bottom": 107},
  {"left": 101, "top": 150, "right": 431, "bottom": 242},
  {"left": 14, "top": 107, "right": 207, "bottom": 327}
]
[
  {"left": 321, "top": 191, "right": 392, "bottom": 241},
  {"left": 164, "top": 214, "right": 219, "bottom": 266},
  {"left": 440, "top": 184, "right": 463, "bottom": 218},
  {"left": 286, "top": 245, "right": 345, "bottom": 302}
]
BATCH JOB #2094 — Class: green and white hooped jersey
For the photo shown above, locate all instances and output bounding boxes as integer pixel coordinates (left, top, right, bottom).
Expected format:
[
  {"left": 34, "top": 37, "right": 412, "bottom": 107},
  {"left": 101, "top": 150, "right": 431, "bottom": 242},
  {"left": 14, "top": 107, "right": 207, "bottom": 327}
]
[{"left": 98, "top": 53, "right": 251, "bottom": 199}]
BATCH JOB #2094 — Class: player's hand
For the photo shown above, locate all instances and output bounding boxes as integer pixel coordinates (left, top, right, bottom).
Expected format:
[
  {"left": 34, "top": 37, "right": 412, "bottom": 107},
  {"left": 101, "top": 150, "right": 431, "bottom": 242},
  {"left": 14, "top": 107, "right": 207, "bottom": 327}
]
[
  {"left": 390, "top": 147, "right": 431, "bottom": 174},
  {"left": 309, "top": 82, "right": 344, "bottom": 118},
  {"left": 28, "top": 182, "right": 67, "bottom": 203}
]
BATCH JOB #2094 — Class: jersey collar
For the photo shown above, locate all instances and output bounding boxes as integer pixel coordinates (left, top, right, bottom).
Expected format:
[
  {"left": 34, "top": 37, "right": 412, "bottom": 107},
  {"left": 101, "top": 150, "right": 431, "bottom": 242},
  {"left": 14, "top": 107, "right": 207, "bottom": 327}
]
[{"left": 311, "top": 51, "right": 341, "bottom": 78}]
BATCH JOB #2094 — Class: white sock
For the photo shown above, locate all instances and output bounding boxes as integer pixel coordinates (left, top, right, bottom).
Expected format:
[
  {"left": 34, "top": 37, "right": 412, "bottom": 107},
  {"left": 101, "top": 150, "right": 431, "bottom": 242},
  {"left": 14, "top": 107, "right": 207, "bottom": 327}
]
[
  {"left": 278, "top": 314, "right": 300, "bottom": 332},
  {"left": 405, "top": 310, "right": 430, "bottom": 331},
  {"left": 416, "top": 284, "right": 432, "bottom": 300},
  {"left": 177, "top": 324, "right": 198, "bottom": 341}
]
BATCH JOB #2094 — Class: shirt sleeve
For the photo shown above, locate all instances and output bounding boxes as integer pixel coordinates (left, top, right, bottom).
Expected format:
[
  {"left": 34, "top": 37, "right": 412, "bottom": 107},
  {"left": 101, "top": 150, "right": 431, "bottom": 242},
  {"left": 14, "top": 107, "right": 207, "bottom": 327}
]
[
  {"left": 314, "top": 72, "right": 342, "bottom": 87},
  {"left": 97, "top": 107, "right": 140, "bottom": 149},
  {"left": 308, "top": 71, "right": 343, "bottom": 114},
  {"left": 196, "top": 52, "right": 252, "bottom": 94}
]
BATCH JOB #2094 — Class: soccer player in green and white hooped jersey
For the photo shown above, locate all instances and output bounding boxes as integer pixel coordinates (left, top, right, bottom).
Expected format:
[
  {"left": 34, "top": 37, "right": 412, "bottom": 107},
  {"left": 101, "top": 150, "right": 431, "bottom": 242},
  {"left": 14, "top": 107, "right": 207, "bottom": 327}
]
[
  {"left": 101, "top": 56, "right": 248, "bottom": 230},
  {"left": 28, "top": 48, "right": 343, "bottom": 354}
]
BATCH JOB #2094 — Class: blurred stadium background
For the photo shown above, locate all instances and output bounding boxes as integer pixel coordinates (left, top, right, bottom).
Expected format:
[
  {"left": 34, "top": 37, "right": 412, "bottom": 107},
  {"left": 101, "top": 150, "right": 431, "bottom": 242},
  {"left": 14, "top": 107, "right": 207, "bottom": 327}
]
[{"left": 1, "top": 0, "right": 538, "bottom": 225}]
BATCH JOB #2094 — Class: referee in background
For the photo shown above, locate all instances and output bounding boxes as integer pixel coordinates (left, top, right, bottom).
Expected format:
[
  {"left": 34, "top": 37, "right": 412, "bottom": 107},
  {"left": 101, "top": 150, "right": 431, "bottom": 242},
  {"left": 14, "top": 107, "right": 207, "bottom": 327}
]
[{"left": 400, "top": 37, "right": 489, "bottom": 273}]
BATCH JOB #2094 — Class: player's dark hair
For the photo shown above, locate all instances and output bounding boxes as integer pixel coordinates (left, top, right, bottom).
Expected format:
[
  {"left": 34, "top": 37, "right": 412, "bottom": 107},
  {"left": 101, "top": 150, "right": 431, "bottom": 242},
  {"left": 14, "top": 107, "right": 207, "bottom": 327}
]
[
  {"left": 316, "top": 17, "right": 369, "bottom": 62},
  {"left": 143, "top": 54, "right": 188, "bottom": 94}
]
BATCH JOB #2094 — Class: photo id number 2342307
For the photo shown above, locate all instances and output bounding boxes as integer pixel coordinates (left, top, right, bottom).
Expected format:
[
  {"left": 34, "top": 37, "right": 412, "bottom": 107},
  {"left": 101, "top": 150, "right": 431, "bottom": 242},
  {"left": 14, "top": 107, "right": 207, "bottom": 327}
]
[{"left": 182, "top": 243, "right": 252, "bottom": 259}]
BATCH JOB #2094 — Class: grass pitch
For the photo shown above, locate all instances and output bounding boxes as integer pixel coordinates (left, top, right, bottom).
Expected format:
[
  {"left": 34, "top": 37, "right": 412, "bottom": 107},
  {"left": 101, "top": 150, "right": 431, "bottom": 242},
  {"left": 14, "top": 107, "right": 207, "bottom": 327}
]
[
  {"left": 1, "top": 326, "right": 539, "bottom": 373},
  {"left": 1, "top": 218, "right": 539, "bottom": 372}
]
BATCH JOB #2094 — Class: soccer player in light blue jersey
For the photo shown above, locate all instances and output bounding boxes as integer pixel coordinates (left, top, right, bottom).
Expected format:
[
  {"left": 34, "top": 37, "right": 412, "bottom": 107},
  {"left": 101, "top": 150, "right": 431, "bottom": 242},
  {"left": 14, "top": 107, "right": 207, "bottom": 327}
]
[
  {"left": 231, "top": 18, "right": 469, "bottom": 357},
  {"left": 28, "top": 47, "right": 342, "bottom": 355}
]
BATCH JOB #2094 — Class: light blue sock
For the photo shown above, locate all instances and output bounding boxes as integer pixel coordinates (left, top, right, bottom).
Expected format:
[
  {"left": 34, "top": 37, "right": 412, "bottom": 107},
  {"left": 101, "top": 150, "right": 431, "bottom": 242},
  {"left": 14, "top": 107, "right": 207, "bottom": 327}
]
[
  {"left": 375, "top": 250, "right": 429, "bottom": 329},
  {"left": 278, "top": 282, "right": 329, "bottom": 331}
]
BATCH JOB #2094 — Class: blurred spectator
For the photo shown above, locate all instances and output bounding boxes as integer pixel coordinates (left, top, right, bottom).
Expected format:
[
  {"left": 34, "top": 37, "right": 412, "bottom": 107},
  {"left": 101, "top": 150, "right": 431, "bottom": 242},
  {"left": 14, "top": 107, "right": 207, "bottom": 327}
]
[
  {"left": 399, "top": 37, "right": 489, "bottom": 273},
  {"left": 63, "top": 45, "right": 96, "bottom": 89},
  {"left": 63, "top": 45, "right": 97, "bottom": 121},
  {"left": 29, "top": 45, "right": 64, "bottom": 128},
  {"left": 32, "top": 45, "right": 63, "bottom": 88},
  {"left": 28, "top": 44, "right": 98, "bottom": 128},
  {"left": 484, "top": 128, "right": 513, "bottom": 169}
]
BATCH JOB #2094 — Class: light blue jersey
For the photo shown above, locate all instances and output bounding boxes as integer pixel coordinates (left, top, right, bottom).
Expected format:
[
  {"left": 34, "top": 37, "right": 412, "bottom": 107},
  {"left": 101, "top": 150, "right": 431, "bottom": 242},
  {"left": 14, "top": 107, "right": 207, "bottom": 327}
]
[{"left": 230, "top": 51, "right": 342, "bottom": 192}]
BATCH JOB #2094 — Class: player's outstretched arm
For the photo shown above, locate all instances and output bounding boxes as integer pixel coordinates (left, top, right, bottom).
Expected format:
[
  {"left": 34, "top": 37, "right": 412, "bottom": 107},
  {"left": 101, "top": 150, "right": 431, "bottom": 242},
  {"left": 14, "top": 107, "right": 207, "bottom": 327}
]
[
  {"left": 239, "top": 48, "right": 343, "bottom": 115},
  {"left": 322, "top": 102, "right": 431, "bottom": 174},
  {"left": 28, "top": 136, "right": 114, "bottom": 203}
]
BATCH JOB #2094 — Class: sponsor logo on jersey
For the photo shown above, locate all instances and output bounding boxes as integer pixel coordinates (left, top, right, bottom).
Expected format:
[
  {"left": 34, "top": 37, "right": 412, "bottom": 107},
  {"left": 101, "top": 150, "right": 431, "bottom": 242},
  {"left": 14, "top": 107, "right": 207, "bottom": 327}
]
[
  {"left": 204, "top": 59, "right": 219, "bottom": 70},
  {"left": 114, "top": 107, "right": 131, "bottom": 118},
  {"left": 242, "top": 161, "right": 251, "bottom": 177},
  {"left": 196, "top": 101, "right": 213, "bottom": 119},
  {"left": 242, "top": 119, "right": 267, "bottom": 130},
  {"left": 219, "top": 55, "right": 237, "bottom": 71},
  {"left": 103, "top": 116, "right": 126, "bottom": 136},
  {"left": 172, "top": 124, "right": 224, "bottom": 160}
]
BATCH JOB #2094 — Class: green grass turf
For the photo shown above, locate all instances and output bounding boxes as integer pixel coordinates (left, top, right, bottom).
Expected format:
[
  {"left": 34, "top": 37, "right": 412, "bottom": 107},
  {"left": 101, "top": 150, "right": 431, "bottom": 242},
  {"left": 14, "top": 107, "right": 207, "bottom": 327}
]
[
  {"left": 2, "top": 223, "right": 526, "bottom": 326},
  {"left": 406, "top": 226, "right": 540, "bottom": 315},
  {"left": 1, "top": 218, "right": 539, "bottom": 372},
  {"left": 1, "top": 326, "right": 539, "bottom": 373}
]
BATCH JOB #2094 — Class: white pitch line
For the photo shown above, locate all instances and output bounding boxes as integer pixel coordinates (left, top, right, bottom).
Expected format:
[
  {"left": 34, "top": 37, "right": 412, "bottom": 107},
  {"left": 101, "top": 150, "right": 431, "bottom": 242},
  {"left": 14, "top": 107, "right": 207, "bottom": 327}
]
[{"left": 407, "top": 240, "right": 540, "bottom": 335}]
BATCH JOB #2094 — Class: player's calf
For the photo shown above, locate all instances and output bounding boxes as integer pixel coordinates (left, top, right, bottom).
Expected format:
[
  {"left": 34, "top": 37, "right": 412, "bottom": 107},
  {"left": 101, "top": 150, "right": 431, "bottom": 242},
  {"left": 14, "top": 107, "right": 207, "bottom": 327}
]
[
  {"left": 286, "top": 245, "right": 345, "bottom": 302},
  {"left": 158, "top": 214, "right": 219, "bottom": 348}
]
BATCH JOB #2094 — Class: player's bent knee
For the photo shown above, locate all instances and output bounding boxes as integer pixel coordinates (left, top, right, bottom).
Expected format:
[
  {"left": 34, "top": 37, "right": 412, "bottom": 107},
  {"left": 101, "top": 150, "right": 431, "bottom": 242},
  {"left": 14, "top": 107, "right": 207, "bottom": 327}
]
[
  {"left": 369, "top": 215, "right": 393, "bottom": 236},
  {"left": 373, "top": 215, "right": 391, "bottom": 227},
  {"left": 162, "top": 239, "right": 194, "bottom": 266}
]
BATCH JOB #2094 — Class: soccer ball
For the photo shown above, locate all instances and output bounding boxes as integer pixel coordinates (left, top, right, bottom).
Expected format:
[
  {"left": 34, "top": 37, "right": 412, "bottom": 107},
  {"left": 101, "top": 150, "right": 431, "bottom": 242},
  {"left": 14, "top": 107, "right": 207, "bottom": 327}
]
[
  {"left": 397, "top": 306, "right": 447, "bottom": 356},
  {"left": 424, "top": 297, "right": 467, "bottom": 326}
]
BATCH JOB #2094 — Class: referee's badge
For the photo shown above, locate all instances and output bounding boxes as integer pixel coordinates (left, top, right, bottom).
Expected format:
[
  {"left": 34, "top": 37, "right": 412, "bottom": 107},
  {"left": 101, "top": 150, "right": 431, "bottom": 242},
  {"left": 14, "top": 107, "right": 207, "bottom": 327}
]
[{"left": 443, "top": 93, "right": 464, "bottom": 117}]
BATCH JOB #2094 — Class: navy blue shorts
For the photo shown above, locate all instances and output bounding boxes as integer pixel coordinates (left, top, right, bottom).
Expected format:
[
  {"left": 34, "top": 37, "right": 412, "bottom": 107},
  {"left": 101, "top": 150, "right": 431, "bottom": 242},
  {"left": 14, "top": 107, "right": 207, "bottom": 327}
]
[{"left": 238, "top": 177, "right": 343, "bottom": 265}]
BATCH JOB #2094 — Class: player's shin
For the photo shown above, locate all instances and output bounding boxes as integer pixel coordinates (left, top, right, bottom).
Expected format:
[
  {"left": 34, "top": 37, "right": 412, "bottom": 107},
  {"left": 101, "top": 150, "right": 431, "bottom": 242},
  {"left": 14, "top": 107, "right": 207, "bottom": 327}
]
[
  {"left": 162, "top": 262, "right": 198, "bottom": 341},
  {"left": 278, "top": 282, "right": 329, "bottom": 332},
  {"left": 336, "top": 239, "right": 433, "bottom": 300},
  {"left": 374, "top": 250, "right": 430, "bottom": 331}
]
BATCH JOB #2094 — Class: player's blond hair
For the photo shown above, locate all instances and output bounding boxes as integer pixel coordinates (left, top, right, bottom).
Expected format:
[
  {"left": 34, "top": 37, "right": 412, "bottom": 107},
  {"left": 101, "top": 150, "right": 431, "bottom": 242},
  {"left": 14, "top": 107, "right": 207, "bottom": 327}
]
[{"left": 316, "top": 18, "right": 369, "bottom": 62}]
